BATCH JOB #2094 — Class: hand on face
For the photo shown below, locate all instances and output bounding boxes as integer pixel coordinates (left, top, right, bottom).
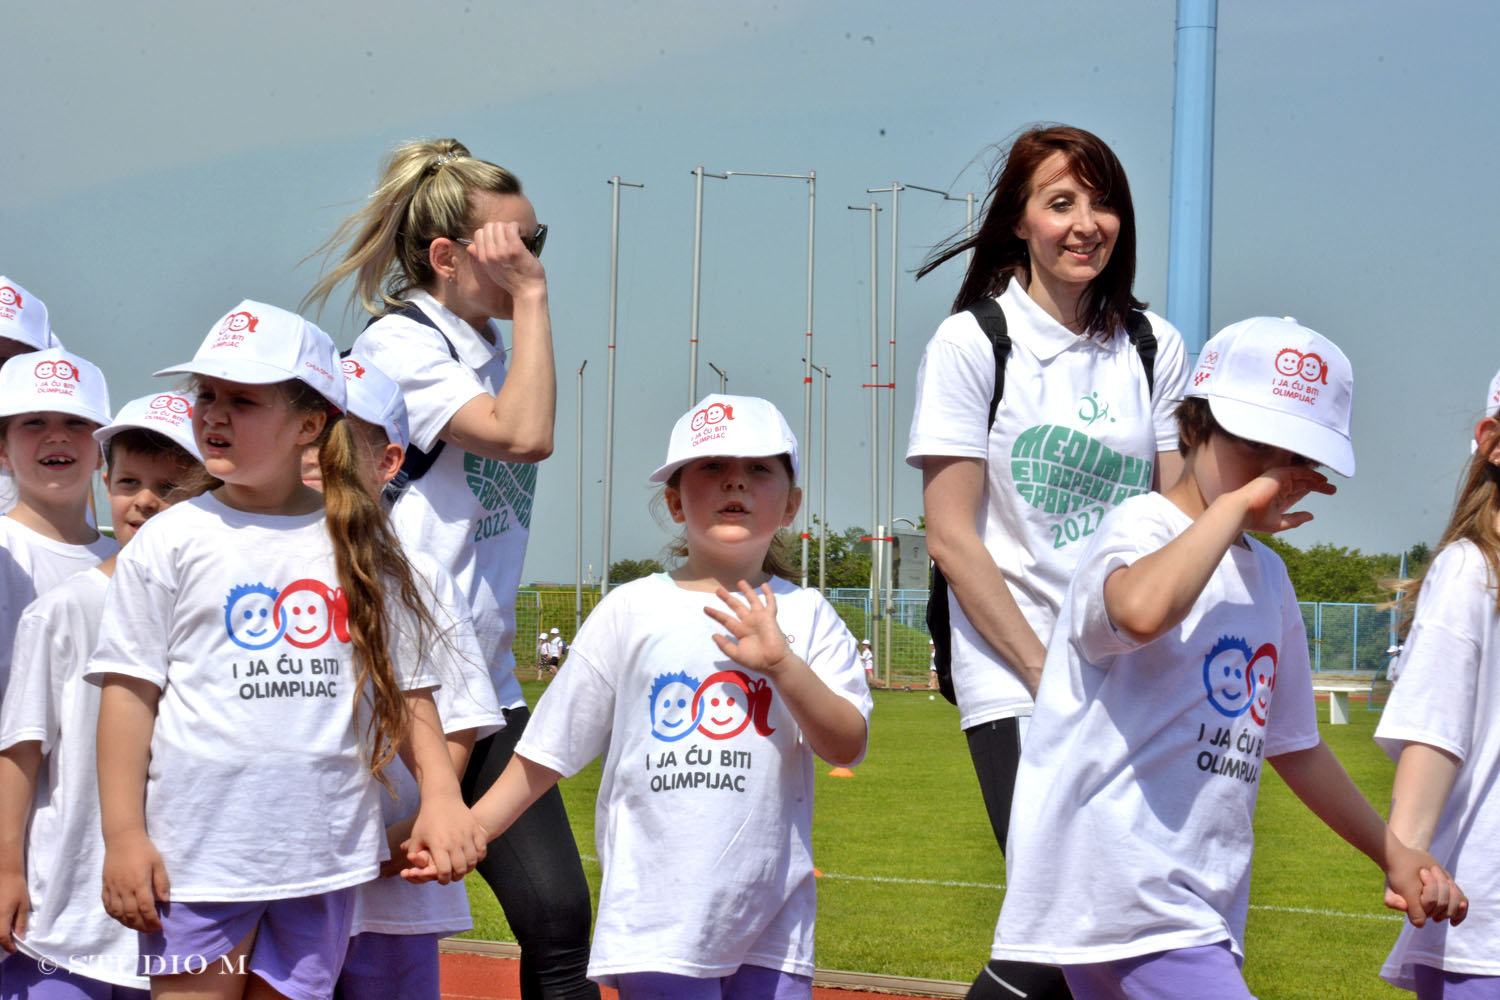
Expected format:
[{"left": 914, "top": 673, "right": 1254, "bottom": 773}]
[{"left": 1235, "top": 464, "right": 1336, "bottom": 534}]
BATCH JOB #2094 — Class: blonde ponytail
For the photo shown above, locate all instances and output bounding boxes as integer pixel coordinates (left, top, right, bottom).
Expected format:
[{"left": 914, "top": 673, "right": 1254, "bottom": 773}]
[{"left": 302, "top": 138, "right": 522, "bottom": 320}]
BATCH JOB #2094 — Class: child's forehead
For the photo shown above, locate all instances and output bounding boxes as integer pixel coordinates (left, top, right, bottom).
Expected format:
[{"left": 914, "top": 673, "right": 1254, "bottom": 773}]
[{"left": 5, "top": 409, "right": 100, "bottom": 426}]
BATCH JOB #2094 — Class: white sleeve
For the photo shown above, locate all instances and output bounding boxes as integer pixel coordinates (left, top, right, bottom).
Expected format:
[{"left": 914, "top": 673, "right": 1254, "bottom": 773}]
[
  {"left": 1375, "top": 546, "right": 1488, "bottom": 762},
  {"left": 0, "top": 602, "right": 64, "bottom": 752},
  {"left": 1146, "top": 313, "right": 1191, "bottom": 454},
  {"left": 84, "top": 549, "right": 173, "bottom": 689},
  {"left": 906, "top": 312, "right": 996, "bottom": 467},
  {"left": 354, "top": 315, "right": 489, "bottom": 453},
  {"left": 1263, "top": 566, "right": 1319, "bottom": 757},
  {"left": 421, "top": 564, "right": 504, "bottom": 739},
  {"left": 514, "top": 647, "right": 615, "bottom": 778},
  {"left": 1070, "top": 503, "right": 1175, "bottom": 664}
]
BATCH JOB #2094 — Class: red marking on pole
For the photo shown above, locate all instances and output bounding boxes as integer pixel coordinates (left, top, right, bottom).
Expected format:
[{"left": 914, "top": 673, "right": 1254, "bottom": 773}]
[
  {"left": 804, "top": 377, "right": 813, "bottom": 383},
  {"left": 800, "top": 532, "right": 811, "bottom": 539},
  {"left": 861, "top": 383, "right": 897, "bottom": 389}
]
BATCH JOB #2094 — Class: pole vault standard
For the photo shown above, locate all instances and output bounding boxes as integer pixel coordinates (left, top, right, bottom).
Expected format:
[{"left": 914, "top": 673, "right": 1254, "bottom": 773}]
[
  {"left": 687, "top": 166, "right": 727, "bottom": 407},
  {"left": 575, "top": 357, "right": 587, "bottom": 633},
  {"left": 601, "top": 176, "right": 643, "bottom": 598},
  {"left": 847, "top": 201, "right": 881, "bottom": 671}
]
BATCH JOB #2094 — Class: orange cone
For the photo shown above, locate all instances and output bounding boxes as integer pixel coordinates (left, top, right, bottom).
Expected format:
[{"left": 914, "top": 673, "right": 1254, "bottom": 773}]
[
  {"left": 827, "top": 767, "right": 855, "bottom": 778},
  {"left": 812, "top": 868, "right": 824, "bottom": 878}
]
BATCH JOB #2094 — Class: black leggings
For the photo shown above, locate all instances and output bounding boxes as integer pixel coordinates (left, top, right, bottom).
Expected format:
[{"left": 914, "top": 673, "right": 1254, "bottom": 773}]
[
  {"left": 462, "top": 707, "right": 600, "bottom": 1000},
  {"left": 964, "top": 718, "right": 1072, "bottom": 1000}
]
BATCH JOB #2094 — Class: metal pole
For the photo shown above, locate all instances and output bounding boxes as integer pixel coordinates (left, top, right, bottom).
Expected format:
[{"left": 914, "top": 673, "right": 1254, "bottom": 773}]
[
  {"left": 688, "top": 166, "right": 726, "bottom": 406},
  {"left": 848, "top": 202, "right": 881, "bottom": 670},
  {"left": 723, "top": 170, "right": 817, "bottom": 587},
  {"left": 602, "top": 176, "right": 644, "bottom": 597},
  {"left": 575, "top": 358, "right": 587, "bottom": 632},
  {"left": 708, "top": 362, "right": 727, "bottom": 393},
  {"left": 816, "top": 364, "right": 829, "bottom": 592},
  {"left": 1167, "top": 0, "right": 1218, "bottom": 354},
  {"left": 884, "top": 183, "right": 901, "bottom": 681}
]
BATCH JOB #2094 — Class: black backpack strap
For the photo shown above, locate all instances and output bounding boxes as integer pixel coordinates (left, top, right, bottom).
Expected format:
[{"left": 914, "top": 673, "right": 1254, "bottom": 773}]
[
  {"left": 359, "top": 301, "right": 462, "bottom": 502},
  {"left": 965, "top": 297, "right": 1012, "bottom": 430},
  {"left": 1124, "top": 310, "right": 1157, "bottom": 398}
]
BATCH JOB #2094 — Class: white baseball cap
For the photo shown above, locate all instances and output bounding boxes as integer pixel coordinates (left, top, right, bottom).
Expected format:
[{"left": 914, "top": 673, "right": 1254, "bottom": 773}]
[
  {"left": 539, "top": 632, "right": 547, "bottom": 639},
  {"left": 339, "top": 354, "right": 409, "bottom": 450},
  {"left": 649, "top": 394, "right": 799, "bottom": 484},
  {"left": 1186, "top": 316, "right": 1355, "bottom": 477},
  {"left": 0, "top": 348, "right": 111, "bottom": 425},
  {"left": 550, "top": 627, "right": 560, "bottom": 635},
  {"left": 1486, "top": 367, "right": 1500, "bottom": 418},
  {"left": 155, "top": 300, "right": 347, "bottom": 411},
  {"left": 94, "top": 392, "right": 203, "bottom": 461},
  {"left": 0, "top": 277, "right": 60, "bottom": 353}
]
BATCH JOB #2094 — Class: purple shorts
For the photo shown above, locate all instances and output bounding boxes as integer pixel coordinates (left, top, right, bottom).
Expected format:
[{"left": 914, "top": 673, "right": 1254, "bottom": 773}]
[
  {"left": 1414, "top": 965, "right": 1500, "bottom": 999},
  {"left": 0, "top": 953, "right": 149, "bottom": 1000},
  {"left": 615, "top": 965, "right": 812, "bottom": 1000},
  {"left": 139, "top": 889, "right": 354, "bottom": 1000},
  {"left": 334, "top": 931, "right": 441, "bottom": 1000},
  {"left": 1064, "top": 941, "right": 1255, "bottom": 1000}
]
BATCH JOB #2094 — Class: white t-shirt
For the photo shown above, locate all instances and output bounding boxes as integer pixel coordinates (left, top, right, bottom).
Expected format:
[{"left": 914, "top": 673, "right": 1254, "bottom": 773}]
[
  {"left": 352, "top": 290, "right": 532, "bottom": 711},
  {"left": 84, "top": 493, "right": 437, "bottom": 901},
  {"left": 0, "top": 569, "right": 146, "bottom": 989},
  {"left": 905, "top": 281, "right": 1188, "bottom": 729},
  {"left": 348, "top": 554, "right": 504, "bottom": 938},
  {"left": 0, "top": 516, "right": 117, "bottom": 698},
  {"left": 1374, "top": 540, "right": 1500, "bottom": 989},
  {"left": 516, "top": 574, "right": 872, "bottom": 986},
  {"left": 993, "top": 492, "right": 1318, "bottom": 965}
]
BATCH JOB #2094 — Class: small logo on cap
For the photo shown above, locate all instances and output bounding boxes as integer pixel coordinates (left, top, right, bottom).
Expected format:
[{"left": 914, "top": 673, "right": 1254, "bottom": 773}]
[
  {"left": 1191, "top": 349, "right": 1219, "bottom": 387},
  {"left": 689, "top": 401, "right": 734, "bottom": 447},
  {"left": 212, "top": 311, "right": 260, "bottom": 351},
  {"left": 1274, "top": 348, "right": 1329, "bottom": 386},
  {"left": 0, "top": 287, "right": 21, "bottom": 309},
  {"left": 340, "top": 359, "right": 365, "bottom": 379},
  {"left": 34, "top": 359, "right": 80, "bottom": 382},
  {"left": 148, "top": 394, "right": 192, "bottom": 418}
]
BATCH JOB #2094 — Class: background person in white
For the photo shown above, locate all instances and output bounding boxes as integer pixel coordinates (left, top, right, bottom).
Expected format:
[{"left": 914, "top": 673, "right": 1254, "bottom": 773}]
[
  {"left": 303, "top": 139, "right": 595, "bottom": 1000},
  {"left": 906, "top": 124, "right": 1188, "bottom": 1000},
  {"left": 1374, "top": 373, "right": 1499, "bottom": 996}
]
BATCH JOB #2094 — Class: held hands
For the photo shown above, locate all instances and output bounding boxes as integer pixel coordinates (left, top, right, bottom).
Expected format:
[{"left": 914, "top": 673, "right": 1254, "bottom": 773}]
[
  {"left": 1234, "top": 465, "right": 1336, "bottom": 535},
  {"left": 401, "top": 794, "right": 487, "bottom": 885},
  {"left": 1382, "top": 847, "right": 1469, "bottom": 928},
  {"left": 704, "top": 582, "right": 794, "bottom": 676},
  {"left": 101, "top": 830, "right": 169, "bottom": 933},
  {"left": 0, "top": 864, "right": 28, "bottom": 952}
]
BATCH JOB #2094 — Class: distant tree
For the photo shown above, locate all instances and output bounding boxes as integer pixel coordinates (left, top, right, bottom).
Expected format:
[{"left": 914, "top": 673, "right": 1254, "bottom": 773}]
[
  {"left": 1251, "top": 535, "right": 1416, "bottom": 604},
  {"left": 609, "top": 557, "right": 665, "bottom": 584},
  {"left": 804, "top": 517, "right": 874, "bottom": 590}
]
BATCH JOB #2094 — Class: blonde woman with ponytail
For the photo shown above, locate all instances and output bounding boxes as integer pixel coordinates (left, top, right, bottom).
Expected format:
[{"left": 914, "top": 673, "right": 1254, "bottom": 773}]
[
  {"left": 305, "top": 140, "right": 597, "bottom": 999},
  {"left": 90, "top": 301, "right": 485, "bottom": 1000}
]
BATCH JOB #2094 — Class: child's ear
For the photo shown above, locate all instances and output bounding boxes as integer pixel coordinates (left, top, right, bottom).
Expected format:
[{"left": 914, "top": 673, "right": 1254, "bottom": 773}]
[
  {"left": 1477, "top": 416, "right": 1500, "bottom": 466},
  {"left": 295, "top": 409, "right": 329, "bottom": 447},
  {"left": 781, "top": 486, "right": 803, "bottom": 527},
  {"left": 377, "top": 443, "right": 405, "bottom": 486},
  {"left": 663, "top": 485, "right": 686, "bottom": 524}
]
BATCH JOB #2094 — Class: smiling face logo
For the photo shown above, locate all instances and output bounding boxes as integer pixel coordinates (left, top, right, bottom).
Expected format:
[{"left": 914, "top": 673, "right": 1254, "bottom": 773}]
[
  {"left": 273, "top": 579, "right": 350, "bottom": 649},
  {"left": 224, "top": 583, "right": 285, "bottom": 650},
  {"left": 1297, "top": 353, "right": 1327, "bottom": 385},
  {"left": 649, "top": 672, "right": 704, "bottom": 742},
  {"left": 0, "top": 287, "right": 20, "bottom": 309},
  {"left": 341, "top": 358, "right": 365, "bottom": 378},
  {"left": 1247, "top": 643, "right": 1278, "bottom": 726},
  {"left": 33, "top": 359, "right": 80, "bottom": 382},
  {"left": 149, "top": 394, "right": 191, "bottom": 415},
  {"left": 1202, "top": 635, "right": 1254, "bottom": 718},
  {"left": 694, "top": 673, "right": 752, "bottom": 739},
  {"left": 222, "top": 311, "right": 257, "bottom": 335},
  {"left": 1274, "top": 348, "right": 1302, "bottom": 377}
]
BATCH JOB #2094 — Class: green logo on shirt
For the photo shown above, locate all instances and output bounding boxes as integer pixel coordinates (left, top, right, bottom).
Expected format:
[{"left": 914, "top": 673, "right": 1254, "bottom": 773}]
[
  {"left": 462, "top": 454, "right": 536, "bottom": 531},
  {"left": 1010, "top": 424, "right": 1152, "bottom": 549}
]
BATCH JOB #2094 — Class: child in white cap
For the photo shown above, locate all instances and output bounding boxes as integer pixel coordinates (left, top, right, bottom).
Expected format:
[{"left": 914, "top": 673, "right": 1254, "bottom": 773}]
[
  {"left": 0, "top": 277, "right": 66, "bottom": 519},
  {"left": 0, "top": 391, "right": 204, "bottom": 998},
  {"left": 989, "top": 318, "right": 1464, "bottom": 998},
  {"left": 407, "top": 394, "right": 871, "bottom": 999},
  {"left": 327, "top": 353, "right": 504, "bottom": 1000},
  {"left": 0, "top": 348, "right": 115, "bottom": 699},
  {"left": 86, "top": 302, "right": 485, "bottom": 1000},
  {"left": 1374, "top": 365, "right": 1500, "bottom": 997}
]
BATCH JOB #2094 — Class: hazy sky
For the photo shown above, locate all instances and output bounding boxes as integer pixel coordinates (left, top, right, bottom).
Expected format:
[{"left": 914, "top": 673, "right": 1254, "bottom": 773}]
[{"left": 5, "top": 1, "right": 1496, "bottom": 582}]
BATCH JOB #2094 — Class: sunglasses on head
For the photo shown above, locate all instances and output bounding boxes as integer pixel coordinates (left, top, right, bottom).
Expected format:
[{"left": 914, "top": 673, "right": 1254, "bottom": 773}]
[{"left": 453, "top": 223, "right": 548, "bottom": 259}]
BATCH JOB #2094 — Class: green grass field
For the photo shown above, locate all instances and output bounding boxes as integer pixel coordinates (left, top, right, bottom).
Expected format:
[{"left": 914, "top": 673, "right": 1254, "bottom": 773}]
[{"left": 462, "top": 681, "right": 1411, "bottom": 998}]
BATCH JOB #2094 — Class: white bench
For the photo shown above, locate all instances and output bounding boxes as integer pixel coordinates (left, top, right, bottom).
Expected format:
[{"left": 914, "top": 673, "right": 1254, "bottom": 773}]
[{"left": 1312, "top": 682, "right": 1366, "bottom": 724}]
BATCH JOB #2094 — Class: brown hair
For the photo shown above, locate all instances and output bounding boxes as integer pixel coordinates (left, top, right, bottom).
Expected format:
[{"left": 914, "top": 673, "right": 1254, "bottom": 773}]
[
  {"left": 917, "top": 124, "right": 1143, "bottom": 337},
  {"left": 1174, "top": 397, "right": 1221, "bottom": 456},
  {"left": 283, "top": 380, "right": 435, "bottom": 786},
  {"left": 105, "top": 428, "right": 217, "bottom": 504},
  {"left": 301, "top": 138, "right": 522, "bottom": 319},
  {"left": 655, "top": 455, "right": 799, "bottom": 579},
  {"left": 1393, "top": 421, "right": 1500, "bottom": 629}
]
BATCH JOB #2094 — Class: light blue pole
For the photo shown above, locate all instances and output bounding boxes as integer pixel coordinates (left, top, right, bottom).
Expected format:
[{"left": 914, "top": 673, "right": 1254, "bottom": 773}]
[{"left": 1166, "top": 0, "right": 1218, "bottom": 354}]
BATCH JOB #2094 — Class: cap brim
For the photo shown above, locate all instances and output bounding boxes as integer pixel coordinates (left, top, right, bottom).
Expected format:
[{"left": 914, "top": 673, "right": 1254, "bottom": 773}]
[
  {"left": 1208, "top": 396, "right": 1356, "bottom": 477},
  {"left": 154, "top": 357, "right": 299, "bottom": 386},
  {"left": 0, "top": 398, "right": 110, "bottom": 424}
]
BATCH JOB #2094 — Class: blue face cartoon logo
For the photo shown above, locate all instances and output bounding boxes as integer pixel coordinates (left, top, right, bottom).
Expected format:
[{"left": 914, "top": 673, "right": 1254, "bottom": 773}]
[
  {"left": 1202, "top": 635, "right": 1254, "bottom": 717},
  {"left": 225, "top": 583, "right": 285, "bottom": 650},
  {"left": 649, "top": 672, "right": 703, "bottom": 742}
]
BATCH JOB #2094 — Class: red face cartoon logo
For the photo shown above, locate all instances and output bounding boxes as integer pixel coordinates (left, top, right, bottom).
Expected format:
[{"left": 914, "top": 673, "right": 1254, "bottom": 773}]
[
  {"left": 221, "top": 311, "right": 258, "bottom": 335},
  {"left": 340, "top": 359, "right": 365, "bottom": 378},
  {"left": 689, "top": 402, "right": 734, "bottom": 432},
  {"left": 33, "top": 359, "right": 80, "bottom": 382},
  {"left": 273, "top": 579, "right": 350, "bottom": 649},
  {"left": 1298, "top": 353, "right": 1327, "bottom": 384},
  {"left": 0, "top": 287, "right": 21, "bottom": 309},
  {"left": 149, "top": 394, "right": 192, "bottom": 416},
  {"left": 1274, "top": 348, "right": 1329, "bottom": 385},
  {"left": 691, "top": 670, "right": 776, "bottom": 740},
  {"left": 1247, "top": 642, "right": 1278, "bottom": 726}
]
